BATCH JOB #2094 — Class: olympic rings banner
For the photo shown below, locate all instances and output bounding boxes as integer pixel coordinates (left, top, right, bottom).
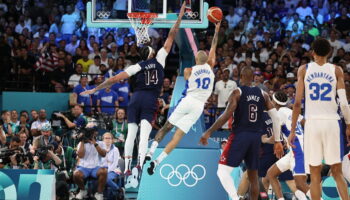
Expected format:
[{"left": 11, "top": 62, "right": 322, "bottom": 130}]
[
  {"left": 0, "top": 169, "right": 55, "bottom": 200},
  {"left": 138, "top": 148, "right": 228, "bottom": 200}
]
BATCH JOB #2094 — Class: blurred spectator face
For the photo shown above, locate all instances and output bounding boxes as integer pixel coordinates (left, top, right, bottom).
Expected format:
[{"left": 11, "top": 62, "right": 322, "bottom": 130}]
[
  {"left": 232, "top": 68, "right": 239, "bottom": 77},
  {"left": 94, "top": 57, "right": 101, "bottom": 65},
  {"left": 100, "top": 64, "right": 108, "bottom": 74},
  {"left": 95, "top": 75, "right": 104, "bottom": 84},
  {"left": 72, "top": 105, "right": 83, "bottom": 117},
  {"left": 80, "top": 76, "right": 88, "bottom": 86},
  {"left": 265, "top": 65, "right": 273, "bottom": 73},
  {"left": 36, "top": 17, "right": 42, "bottom": 25},
  {"left": 229, "top": 6, "right": 234, "bottom": 15},
  {"left": 10, "top": 139, "right": 20, "bottom": 149},
  {"left": 19, "top": 132, "right": 28, "bottom": 144},
  {"left": 293, "top": 14, "right": 299, "bottom": 21},
  {"left": 71, "top": 35, "right": 78, "bottom": 43},
  {"left": 31, "top": 110, "right": 38, "bottom": 120},
  {"left": 58, "top": 50, "right": 66, "bottom": 59},
  {"left": 38, "top": 109, "right": 46, "bottom": 120},
  {"left": 108, "top": 58, "right": 115, "bottom": 68},
  {"left": 58, "top": 59, "right": 65, "bottom": 68},
  {"left": 117, "top": 109, "right": 126, "bottom": 120},
  {"left": 199, "top": 41, "right": 206, "bottom": 50},
  {"left": 19, "top": 115, "right": 27, "bottom": 124},
  {"left": 330, "top": 30, "right": 337, "bottom": 40},
  {"left": 75, "top": 64, "right": 83, "bottom": 74},
  {"left": 286, "top": 87, "right": 296, "bottom": 97},
  {"left": 2, "top": 111, "right": 10, "bottom": 122},
  {"left": 11, "top": 110, "right": 18, "bottom": 121},
  {"left": 221, "top": 141, "right": 227, "bottom": 150},
  {"left": 89, "top": 36, "right": 96, "bottom": 44},
  {"left": 103, "top": 133, "right": 113, "bottom": 146},
  {"left": 337, "top": 48, "right": 345, "bottom": 57},
  {"left": 75, "top": 48, "right": 82, "bottom": 56},
  {"left": 82, "top": 49, "right": 89, "bottom": 58},
  {"left": 92, "top": 42, "right": 99, "bottom": 51},
  {"left": 41, "top": 129, "right": 51, "bottom": 137},
  {"left": 117, "top": 57, "right": 124, "bottom": 66},
  {"left": 223, "top": 70, "right": 230, "bottom": 81},
  {"left": 101, "top": 49, "right": 107, "bottom": 58},
  {"left": 163, "top": 78, "right": 170, "bottom": 88},
  {"left": 66, "top": 5, "right": 73, "bottom": 14},
  {"left": 341, "top": 8, "right": 347, "bottom": 17}
]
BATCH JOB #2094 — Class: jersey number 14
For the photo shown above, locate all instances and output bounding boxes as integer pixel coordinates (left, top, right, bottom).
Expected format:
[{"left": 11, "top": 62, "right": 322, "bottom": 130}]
[{"left": 144, "top": 70, "right": 158, "bottom": 85}]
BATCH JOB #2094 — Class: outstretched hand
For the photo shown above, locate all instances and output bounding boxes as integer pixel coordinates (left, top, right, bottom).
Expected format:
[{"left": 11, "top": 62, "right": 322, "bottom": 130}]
[
  {"left": 215, "top": 21, "right": 221, "bottom": 32},
  {"left": 179, "top": 1, "right": 187, "bottom": 18},
  {"left": 199, "top": 132, "right": 210, "bottom": 146},
  {"left": 287, "top": 130, "right": 296, "bottom": 148},
  {"left": 80, "top": 88, "right": 96, "bottom": 96}
]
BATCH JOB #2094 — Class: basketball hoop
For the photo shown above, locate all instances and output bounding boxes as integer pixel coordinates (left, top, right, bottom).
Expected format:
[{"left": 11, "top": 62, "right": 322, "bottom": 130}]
[{"left": 128, "top": 12, "right": 158, "bottom": 46}]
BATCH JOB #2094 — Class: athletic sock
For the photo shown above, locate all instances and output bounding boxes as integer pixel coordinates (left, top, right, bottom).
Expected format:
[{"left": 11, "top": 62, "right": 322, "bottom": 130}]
[
  {"left": 306, "top": 190, "right": 311, "bottom": 199},
  {"left": 138, "top": 119, "right": 152, "bottom": 169},
  {"left": 294, "top": 190, "right": 307, "bottom": 200},
  {"left": 124, "top": 123, "right": 138, "bottom": 173},
  {"left": 217, "top": 164, "right": 239, "bottom": 200},
  {"left": 155, "top": 151, "right": 168, "bottom": 164},
  {"left": 148, "top": 141, "right": 159, "bottom": 156}
]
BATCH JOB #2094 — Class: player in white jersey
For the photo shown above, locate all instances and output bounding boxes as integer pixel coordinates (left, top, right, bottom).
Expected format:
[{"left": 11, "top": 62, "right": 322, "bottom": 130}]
[
  {"left": 146, "top": 22, "right": 220, "bottom": 175},
  {"left": 290, "top": 38, "right": 350, "bottom": 200},
  {"left": 267, "top": 92, "right": 309, "bottom": 200}
]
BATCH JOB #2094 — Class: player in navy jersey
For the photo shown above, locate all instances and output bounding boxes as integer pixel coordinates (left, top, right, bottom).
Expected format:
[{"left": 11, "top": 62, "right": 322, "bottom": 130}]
[
  {"left": 200, "top": 67, "right": 284, "bottom": 200},
  {"left": 81, "top": 2, "right": 187, "bottom": 188}
]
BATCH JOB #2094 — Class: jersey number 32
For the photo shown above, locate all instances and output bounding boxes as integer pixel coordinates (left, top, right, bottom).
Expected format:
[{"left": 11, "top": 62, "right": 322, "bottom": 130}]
[{"left": 309, "top": 83, "right": 332, "bottom": 101}]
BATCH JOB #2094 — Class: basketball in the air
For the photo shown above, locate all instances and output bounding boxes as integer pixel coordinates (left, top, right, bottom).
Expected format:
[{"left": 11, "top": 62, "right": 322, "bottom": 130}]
[{"left": 207, "top": 7, "right": 223, "bottom": 23}]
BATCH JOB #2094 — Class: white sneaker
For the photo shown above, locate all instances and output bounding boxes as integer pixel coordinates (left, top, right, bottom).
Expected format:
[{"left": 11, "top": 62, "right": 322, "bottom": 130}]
[
  {"left": 76, "top": 190, "right": 87, "bottom": 199},
  {"left": 94, "top": 192, "right": 103, "bottom": 200}
]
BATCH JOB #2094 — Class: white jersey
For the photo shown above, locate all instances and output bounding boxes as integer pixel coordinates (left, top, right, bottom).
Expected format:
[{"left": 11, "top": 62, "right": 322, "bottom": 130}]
[
  {"left": 184, "top": 63, "right": 215, "bottom": 103},
  {"left": 304, "top": 62, "right": 339, "bottom": 120},
  {"left": 278, "top": 107, "right": 304, "bottom": 153}
]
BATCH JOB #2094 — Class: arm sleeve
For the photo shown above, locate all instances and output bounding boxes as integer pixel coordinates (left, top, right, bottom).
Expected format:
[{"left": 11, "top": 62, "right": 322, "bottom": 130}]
[
  {"left": 267, "top": 108, "right": 282, "bottom": 142},
  {"left": 124, "top": 64, "right": 142, "bottom": 76},
  {"left": 337, "top": 89, "right": 350, "bottom": 124},
  {"left": 156, "top": 47, "right": 168, "bottom": 68}
]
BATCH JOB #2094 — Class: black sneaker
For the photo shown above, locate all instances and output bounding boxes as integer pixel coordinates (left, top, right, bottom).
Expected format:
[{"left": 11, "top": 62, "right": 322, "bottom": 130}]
[{"left": 147, "top": 161, "right": 157, "bottom": 175}]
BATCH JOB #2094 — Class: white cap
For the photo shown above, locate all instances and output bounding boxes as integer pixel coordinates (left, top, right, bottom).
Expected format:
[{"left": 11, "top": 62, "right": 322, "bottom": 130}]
[{"left": 287, "top": 73, "right": 295, "bottom": 78}]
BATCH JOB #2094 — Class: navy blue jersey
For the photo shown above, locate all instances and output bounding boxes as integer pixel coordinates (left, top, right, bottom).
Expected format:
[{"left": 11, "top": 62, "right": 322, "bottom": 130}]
[
  {"left": 260, "top": 112, "right": 274, "bottom": 156},
  {"left": 134, "top": 58, "right": 164, "bottom": 94},
  {"left": 232, "top": 86, "right": 265, "bottom": 134}
]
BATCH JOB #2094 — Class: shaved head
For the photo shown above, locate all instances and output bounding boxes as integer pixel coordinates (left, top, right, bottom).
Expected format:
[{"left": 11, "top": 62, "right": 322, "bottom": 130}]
[
  {"left": 195, "top": 50, "right": 208, "bottom": 65},
  {"left": 240, "top": 67, "right": 254, "bottom": 82}
]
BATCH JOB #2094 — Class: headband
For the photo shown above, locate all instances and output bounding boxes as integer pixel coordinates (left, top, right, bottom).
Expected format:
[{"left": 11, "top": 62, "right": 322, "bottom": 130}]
[
  {"left": 272, "top": 93, "right": 288, "bottom": 106},
  {"left": 148, "top": 46, "right": 154, "bottom": 59}
]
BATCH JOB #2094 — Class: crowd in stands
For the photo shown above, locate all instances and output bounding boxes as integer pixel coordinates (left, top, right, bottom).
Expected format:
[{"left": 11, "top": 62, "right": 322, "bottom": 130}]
[{"left": 0, "top": 0, "right": 350, "bottom": 199}]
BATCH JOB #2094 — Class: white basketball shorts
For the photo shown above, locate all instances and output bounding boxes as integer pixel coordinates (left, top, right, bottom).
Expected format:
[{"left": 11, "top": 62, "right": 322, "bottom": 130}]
[
  {"left": 168, "top": 95, "right": 204, "bottom": 133},
  {"left": 304, "top": 119, "right": 342, "bottom": 167}
]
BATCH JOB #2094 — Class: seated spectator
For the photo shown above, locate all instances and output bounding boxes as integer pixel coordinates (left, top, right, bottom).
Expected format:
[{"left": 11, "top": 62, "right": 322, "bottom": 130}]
[
  {"left": 108, "top": 42, "right": 119, "bottom": 59},
  {"left": 31, "top": 109, "right": 50, "bottom": 139},
  {"left": 15, "top": 114, "right": 30, "bottom": 135},
  {"left": 1, "top": 110, "right": 13, "bottom": 142},
  {"left": 89, "top": 56, "right": 102, "bottom": 78},
  {"left": 97, "top": 87, "right": 119, "bottom": 116},
  {"left": 112, "top": 108, "right": 128, "bottom": 154},
  {"left": 74, "top": 128, "right": 107, "bottom": 200},
  {"left": 65, "top": 35, "right": 80, "bottom": 56},
  {"left": 18, "top": 131, "right": 32, "bottom": 153},
  {"left": 77, "top": 49, "right": 94, "bottom": 73},
  {"left": 9, "top": 110, "right": 19, "bottom": 133},
  {"left": 101, "top": 132, "right": 124, "bottom": 197},
  {"left": 68, "top": 64, "right": 91, "bottom": 89},
  {"left": 125, "top": 44, "right": 141, "bottom": 64},
  {"left": 50, "top": 58, "right": 70, "bottom": 92},
  {"left": 29, "top": 110, "right": 39, "bottom": 126},
  {"left": 72, "top": 75, "right": 92, "bottom": 113},
  {"left": 296, "top": 0, "right": 312, "bottom": 21},
  {"left": 61, "top": 5, "right": 80, "bottom": 43}
]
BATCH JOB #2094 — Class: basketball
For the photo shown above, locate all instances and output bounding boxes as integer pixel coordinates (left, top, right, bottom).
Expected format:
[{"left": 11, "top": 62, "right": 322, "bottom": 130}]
[{"left": 207, "top": 7, "right": 223, "bottom": 23}]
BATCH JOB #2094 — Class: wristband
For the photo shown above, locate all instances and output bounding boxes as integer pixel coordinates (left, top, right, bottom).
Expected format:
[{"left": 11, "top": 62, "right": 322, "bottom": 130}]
[{"left": 94, "top": 143, "right": 98, "bottom": 147}]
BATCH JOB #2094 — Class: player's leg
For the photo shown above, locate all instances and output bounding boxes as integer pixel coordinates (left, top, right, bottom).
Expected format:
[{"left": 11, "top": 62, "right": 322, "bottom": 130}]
[
  {"left": 147, "top": 128, "right": 185, "bottom": 175},
  {"left": 217, "top": 164, "right": 240, "bottom": 200},
  {"left": 137, "top": 119, "right": 153, "bottom": 169},
  {"left": 324, "top": 120, "right": 349, "bottom": 200},
  {"left": 146, "top": 121, "right": 174, "bottom": 161},
  {"left": 266, "top": 164, "right": 284, "bottom": 199},
  {"left": 330, "top": 163, "right": 349, "bottom": 200},
  {"left": 309, "top": 165, "right": 323, "bottom": 199},
  {"left": 247, "top": 169, "right": 259, "bottom": 200},
  {"left": 124, "top": 123, "right": 138, "bottom": 173},
  {"left": 294, "top": 175, "right": 309, "bottom": 194},
  {"left": 237, "top": 171, "right": 249, "bottom": 198}
]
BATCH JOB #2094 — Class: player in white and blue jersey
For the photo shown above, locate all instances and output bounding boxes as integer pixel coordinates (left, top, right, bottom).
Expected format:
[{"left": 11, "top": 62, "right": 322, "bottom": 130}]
[
  {"left": 81, "top": 2, "right": 187, "bottom": 188},
  {"left": 290, "top": 38, "right": 350, "bottom": 200},
  {"left": 266, "top": 91, "right": 309, "bottom": 200},
  {"left": 146, "top": 21, "right": 221, "bottom": 175}
]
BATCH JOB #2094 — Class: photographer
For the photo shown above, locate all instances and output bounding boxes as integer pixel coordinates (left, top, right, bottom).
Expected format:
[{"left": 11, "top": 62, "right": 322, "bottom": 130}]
[
  {"left": 73, "top": 128, "right": 107, "bottom": 200},
  {"left": 32, "top": 123, "right": 54, "bottom": 152},
  {"left": 55, "top": 104, "right": 87, "bottom": 129},
  {"left": 33, "top": 141, "right": 62, "bottom": 170},
  {"left": 0, "top": 136, "right": 29, "bottom": 169},
  {"left": 19, "top": 132, "right": 32, "bottom": 154}
]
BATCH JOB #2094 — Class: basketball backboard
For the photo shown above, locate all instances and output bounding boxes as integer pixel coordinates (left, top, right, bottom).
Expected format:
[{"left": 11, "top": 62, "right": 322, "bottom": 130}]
[{"left": 86, "top": 0, "right": 208, "bottom": 28}]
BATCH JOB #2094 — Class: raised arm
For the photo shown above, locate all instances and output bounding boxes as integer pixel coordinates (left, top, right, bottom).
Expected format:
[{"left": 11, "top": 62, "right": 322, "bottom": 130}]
[
  {"left": 207, "top": 21, "right": 221, "bottom": 68},
  {"left": 163, "top": 1, "right": 186, "bottom": 53},
  {"left": 289, "top": 65, "right": 306, "bottom": 147},
  {"left": 200, "top": 89, "right": 240, "bottom": 145}
]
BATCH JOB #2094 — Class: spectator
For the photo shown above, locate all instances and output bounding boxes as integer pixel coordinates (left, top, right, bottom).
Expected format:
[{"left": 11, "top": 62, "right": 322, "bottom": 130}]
[
  {"left": 108, "top": 42, "right": 119, "bottom": 59},
  {"left": 113, "top": 0, "right": 127, "bottom": 19},
  {"left": 329, "top": 29, "right": 344, "bottom": 58},
  {"left": 73, "top": 128, "right": 107, "bottom": 200},
  {"left": 49, "top": 15, "right": 61, "bottom": 35},
  {"left": 116, "top": 78, "right": 130, "bottom": 109},
  {"left": 296, "top": 0, "right": 313, "bottom": 21},
  {"left": 89, "top": 55, "right": 102, "bottom": 77},
  {"left": 125, "top": 44, "right": 141, "bottom": 64},
  {"left": 101, "top": 132, "right": 123, "bottom": 197},
  {"left": 100, "top": 48, "right": 109, "bottom": 68},
  {"left": 32, "top": 123, "right": 55, "bottom": 151},
  {"left": 97, "top": 87, "right": 119, "bottom": 116},
  {"left": 18, "top": 131, "right": 31, "bottom": 153},
  {"left": 0, "top": 126, "right": 5, "bottom": 146},
  {"left": 30, "top": 109, "right": 50, "bottom": 138},
  {"left": 15, "top": 15, "right": 31, "bottom": 34},
  {"left": 65, "top": 35, "right": 80, "bottom": 56},
  {"left": 9, "top": 110, "right": 19, "bottom": 133},
  {"left": 90, "top": 75, "right": 104, "bottom": 110},
  {"left": 55, "top": 104, "right": 87, "bottom": 129},
  {"left": 72, "top": 75, "right": 92, "bottom": 113},
  {"left": 15, "top": 114, "right": 30, "bottom": 135},
  {"left": 334, "top": 8, "right": 350, "bottom": 37},
  {"left": 68, "top": 64, "right": 90, "bottom": 89},
  {"left": 60, "top": 5, "right": 80, "bottom": 42},
  {"left": 50, "top": 58, "right": 70, "bottom": 92},
  {"left": 253, "top": 71, "right": 268, "bottom": 91},
  {"left": 29, "top": 110, "right": 39, "bottom": 126},
  {"left": 77, "top": 49, "right": 94, "bottom": 73},
  {"left": 112, "top": 108, "right": 127, "bottom": 154},
  {"left": 287, "top": 13, "right": 304, "bottom": 33},
  {"left": 160, "top": 78, "right": 173, "bottom": 104}
]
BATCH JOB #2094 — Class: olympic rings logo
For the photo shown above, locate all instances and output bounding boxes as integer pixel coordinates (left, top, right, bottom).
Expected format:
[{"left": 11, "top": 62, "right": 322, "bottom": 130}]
[
  {"left": 159, "top": 164, "right": 206, "bottom": 187},
  {"left": 96, "top": 11, "right": 111, "bottom": 19}
]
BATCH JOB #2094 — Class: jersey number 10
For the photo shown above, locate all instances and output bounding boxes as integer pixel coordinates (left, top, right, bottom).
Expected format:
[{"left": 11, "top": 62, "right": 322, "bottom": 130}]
[{"left": 195, "top": 77, "right": 211, "bottom": 89}]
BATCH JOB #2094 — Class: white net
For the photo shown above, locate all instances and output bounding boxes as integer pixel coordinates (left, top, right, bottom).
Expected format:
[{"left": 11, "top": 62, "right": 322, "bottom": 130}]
[{"left": 128, "top": 13, "right": 157, "bottom": 46}]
